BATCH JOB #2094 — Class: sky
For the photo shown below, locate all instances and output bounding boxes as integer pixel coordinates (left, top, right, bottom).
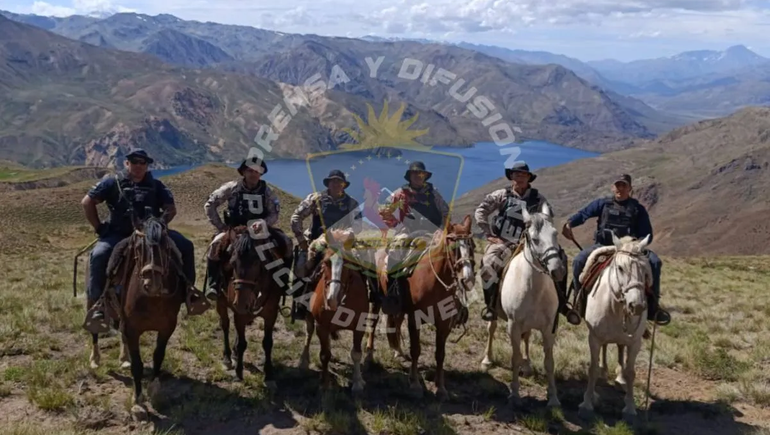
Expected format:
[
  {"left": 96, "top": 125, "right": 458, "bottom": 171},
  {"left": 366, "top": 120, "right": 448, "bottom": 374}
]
[{"left": 4, "top": 0, "right": 770, "bottom": 61}]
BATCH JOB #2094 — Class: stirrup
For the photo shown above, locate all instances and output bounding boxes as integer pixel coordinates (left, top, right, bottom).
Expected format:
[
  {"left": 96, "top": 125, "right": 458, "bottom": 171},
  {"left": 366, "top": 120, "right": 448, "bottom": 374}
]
[
  {"left": 651, "top": 309, "right": 671, "bottom": 326},
  {"left": 481, "top": 306, "right": 497, "bottom": 321},
  {"left": 566, "top": 309, "right": 582, "bottom": 326},
  {"left": 186, "top": 285, "right": 212, "bottom": 316},
  {"left": 83, "top": 298, "right": 111, "bottom": 335}
]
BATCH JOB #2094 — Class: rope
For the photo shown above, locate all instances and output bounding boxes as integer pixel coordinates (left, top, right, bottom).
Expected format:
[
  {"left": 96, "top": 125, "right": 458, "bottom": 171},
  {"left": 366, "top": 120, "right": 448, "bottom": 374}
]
[{"left": 645, "top": 311, "right": 660, "bottom": 423}]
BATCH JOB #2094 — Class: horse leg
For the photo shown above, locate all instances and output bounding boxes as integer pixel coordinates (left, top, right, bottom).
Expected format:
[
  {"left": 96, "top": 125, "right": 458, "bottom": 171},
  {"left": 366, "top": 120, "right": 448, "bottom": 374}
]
[
  {"left": 506, "top": 320, "right": 523, "bottom": 407},
  {"left": 543, "top": 330, "right": 560, "bottom": 408},
  {"left": 89, "top": 333, "right": 101, "bottom": 369},
  {"left": 364, "top": 304, "right": 380, "bottom": 369},
  {"left": 125, "top": 328, "right": 148, "bottom": 420},
  {"left": 434, "top": 321, "right": 450, "bottom": 401},
  {"left": 233, "top": 314, "right": 247, "bottom": 381},
  {"left": 148, "top": 326, "right": 173, "bottom": 404},
  {"left": 407, "top": 313, "right": 423, "bottom": 396},
  {"left": 521, "top": 330, "right": 534, "bottom": 378},
  {"left": 578, "top": 334, "right": 601, "bottom": 420},
  {"left": 615, "top": 344, "right": 627, "bottom": 387},
  {"left": 217, "top": 297, "right": 233, "bottom": 370},
  {"left": 621, "top": 342, "right": 641, "bottom": 424},
  {"left": 387, "top": 313, "right": 409, "bottom": 361},
  {"left": 351, "top": 329, "right": 366, "bottom": 394},
  {"left": 480, "top": 319, "right": 496, "bottom": 371},
  {"left": 299, "top": 312, "right": 315, "bottom": 370},
  {"left": 599, "top": 344, "right": 609, "bottom": 381},
  {"left": 262, "top": 308, "right": 278, "bottom": 391},
  {"left": 118, "top": 332, "right": 130, "bottom": 369},
  {"left": 316, "top": 323, "right": 332, "bottom": 390}
]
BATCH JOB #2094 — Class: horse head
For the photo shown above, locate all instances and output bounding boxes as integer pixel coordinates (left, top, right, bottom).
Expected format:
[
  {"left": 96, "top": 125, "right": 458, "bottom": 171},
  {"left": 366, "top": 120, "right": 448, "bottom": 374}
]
[
  {"left": 320, "top": 229, "right": 358, "bottom": 312},
  {"left": 229, "top": 222, "right": 274, "bottom": 315},
  {"left": 521, "top": 204, "right": 566, "bottom": 282},
  {"left": 443, "top": 215, "right": 476, "bottom": 289},
  {"left": 610, "top": 233, "right": 652, "bottom": 318},
  {"left": 131, "top": 212, "right": 171, "bottom": 296}
]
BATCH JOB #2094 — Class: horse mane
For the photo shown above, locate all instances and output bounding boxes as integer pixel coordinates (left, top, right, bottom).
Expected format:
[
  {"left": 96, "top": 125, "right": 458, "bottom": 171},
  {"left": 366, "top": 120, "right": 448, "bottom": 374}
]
[
  {"left": 142, "top": 216, "right": 165, "bottom": 246},
  {"left": 527, "top": 212, "right": 548, "bottom": 233},
  {"left": 232, "top": 231, "right": 255, "bottom": 260}
]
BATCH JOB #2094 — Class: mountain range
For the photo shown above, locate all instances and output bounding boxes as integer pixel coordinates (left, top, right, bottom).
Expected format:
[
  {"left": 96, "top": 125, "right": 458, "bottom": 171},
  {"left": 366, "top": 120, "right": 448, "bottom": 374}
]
[{"left": 0, "top": 11, "right": 683, "bottom": 169}]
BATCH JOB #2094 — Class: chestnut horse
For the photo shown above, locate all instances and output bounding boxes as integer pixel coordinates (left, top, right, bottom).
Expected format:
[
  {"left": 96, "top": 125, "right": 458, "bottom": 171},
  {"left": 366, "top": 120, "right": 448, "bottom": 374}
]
[
  {"left": 298, "top": 230, "right": 372, "bottom": 392},
  {"left": 374, "top": 215, "right": 476, "bottom": 400},
  {"left": 88, "top": 214, "right": 187, "bottom": 420},
  {"left": 215, "top": 224, "right": 292, "bottom": 386}
]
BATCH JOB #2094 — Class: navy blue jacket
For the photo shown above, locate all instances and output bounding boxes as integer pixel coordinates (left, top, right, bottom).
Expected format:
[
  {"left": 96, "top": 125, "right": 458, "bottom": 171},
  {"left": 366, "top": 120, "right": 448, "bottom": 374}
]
[
  {"left": 567, "top": 197, "right": 653, "bottom": 245},
  {"left": 88, "top": 172, "right": 174, "bottom": 236}
]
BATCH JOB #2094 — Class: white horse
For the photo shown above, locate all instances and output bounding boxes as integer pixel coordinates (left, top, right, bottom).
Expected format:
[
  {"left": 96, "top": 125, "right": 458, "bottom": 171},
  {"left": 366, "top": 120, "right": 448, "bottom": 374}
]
[
  {"left": 480, "top": 205, "right": 567, "bottom": 407},
  {"left": 578, "top": 234, "right": 652, "bottom": 424}
]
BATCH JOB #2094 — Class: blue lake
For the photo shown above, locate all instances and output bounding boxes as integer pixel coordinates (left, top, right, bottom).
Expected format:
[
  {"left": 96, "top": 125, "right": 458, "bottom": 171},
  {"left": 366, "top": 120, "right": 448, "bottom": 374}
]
[{"left": 153, "top": 141, "right": 597, "bottom": 201}]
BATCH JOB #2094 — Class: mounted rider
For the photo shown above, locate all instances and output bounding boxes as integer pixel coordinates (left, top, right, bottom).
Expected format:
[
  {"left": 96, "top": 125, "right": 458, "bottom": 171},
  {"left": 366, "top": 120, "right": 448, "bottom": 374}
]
[
  {"left": 475, "top": 162, "right": 579, "bottom": 324},
  {"left": 202, "top": 156, "right": 293, "bottom": 301},
  {"left": 81, "top": 148, "right": 199, "bottom": 323},
  {"left": 561, "top": 173, "right": 671, "bottom": 326},
  {"left": 378, "top": 161, "right": 449, "bottom": 312},
  {"left": 289, "top": 169, "right": 363, "bottom": 319}
]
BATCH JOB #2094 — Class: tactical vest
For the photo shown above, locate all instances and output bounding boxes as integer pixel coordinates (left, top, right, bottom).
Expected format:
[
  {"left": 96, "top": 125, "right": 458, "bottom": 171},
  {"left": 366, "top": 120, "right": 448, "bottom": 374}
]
[
  {"left": 310, "top": 192, "right": 355, "bottom": 240},
  {"left": 227, "top": 180, "right": 269, "bottom": 226},
  {"left": 110, "top": 173, "right": 162, "bottom": 236},
  {"left": 596, "top": 198, "right": 639, "bottom": 246},
  {"left": 402, "top": 183, "right": 443, "bottom": 232},
  {"left": 492, "top": 187, "right": 542, "bottom": 244}
]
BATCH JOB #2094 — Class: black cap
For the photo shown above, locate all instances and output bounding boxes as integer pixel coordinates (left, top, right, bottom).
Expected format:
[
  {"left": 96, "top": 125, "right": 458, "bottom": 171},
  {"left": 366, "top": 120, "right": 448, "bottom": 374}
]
[
  {"left": 505, "top": 161, "right": 536, "bottom": 182},
  {"left": 125, "top": 148, "right": 154, "bottom": 164},
  {"left": 323, "top": 169, "right": 350, "bottom": 188},
  {"left": 613, "top": 174, "right": 632, "bottom": 186},
  {"left": 404, "top": 161, "right": 432, "bottom": 182},
  {"left": 238, "top": 156, "right": 268, "bottom": 175}
]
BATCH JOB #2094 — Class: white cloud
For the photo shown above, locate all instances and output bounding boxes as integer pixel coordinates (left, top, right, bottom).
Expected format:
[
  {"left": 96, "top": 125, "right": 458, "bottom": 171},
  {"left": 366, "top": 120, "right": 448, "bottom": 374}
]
[
  {"left": 31, "top": 1, "right": 76, "bottom": 16},
  {"left": 29, "top": 0, "right": 133, "bottom": 17}
]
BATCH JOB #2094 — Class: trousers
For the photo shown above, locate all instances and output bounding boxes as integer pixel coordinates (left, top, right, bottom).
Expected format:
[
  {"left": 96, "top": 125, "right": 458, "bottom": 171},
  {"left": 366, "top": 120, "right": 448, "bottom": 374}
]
[{"left": 86, "top": 229, "right": 195, "bottom": 301}]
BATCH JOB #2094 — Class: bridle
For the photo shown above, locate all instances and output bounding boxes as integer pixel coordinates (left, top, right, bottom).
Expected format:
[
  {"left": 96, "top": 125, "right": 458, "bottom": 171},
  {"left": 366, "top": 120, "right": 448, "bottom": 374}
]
[
  {"left": 521, "top": 222, "right": 562, "bottom": 276},
  {"left": 605, "top": 248, "right": 650, "bottom": 335},
  {"left": 428, "top": 231, "right": 475, "bottom": 293}
]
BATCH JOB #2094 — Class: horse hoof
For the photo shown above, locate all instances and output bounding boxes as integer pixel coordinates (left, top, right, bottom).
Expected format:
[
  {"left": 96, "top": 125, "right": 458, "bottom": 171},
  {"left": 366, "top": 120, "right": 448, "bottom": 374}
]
[
  {"left": 221, "top": 360, "right": 234, "bottom": 371},
  {"left": 352, "top": 382, "right": 365, "bottom": 395},
  {"left": 507, "top": 394, "right": 522, "bottom": 408},
  {"left": 265, "top": 380, "right": 277, "bottom": 391},
  {"left": 90, "top": 359, "right": 100, "bottom": 370},
  {"left": 622, "top": 411, "right": 637, "bottom": 425},
  {"left": 298, "top": 356, "right": 310, "bottom": 371},
  {"left": 547, "top": 398, "right": 561, "bottom": 408},
  {"left": 480, "top": 359, "right": 493, "bottom": 372},
  {"left": 409, "top": 383, "right": 423, "bottom": 398},
  {"left": 120, "top": 361, "right": 131, "bottom": 370},
  {"left": 578, "top": 406, "right": 595, "bottom": 421},
  {"left": 131, "top": 404, "right": 149, "bottom": 422},
  {"left": 520, "top": 365, "right": 534, "bottom": 378}
]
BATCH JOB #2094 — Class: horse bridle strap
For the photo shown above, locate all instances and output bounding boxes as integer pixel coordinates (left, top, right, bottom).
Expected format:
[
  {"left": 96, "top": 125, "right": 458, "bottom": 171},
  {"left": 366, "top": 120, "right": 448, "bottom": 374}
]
[
  {"left": 522, "top": 231, "right": 559, "bottom": 275},
  {"left": 233, "top": 279, "right": 258, "bottom": 287}
]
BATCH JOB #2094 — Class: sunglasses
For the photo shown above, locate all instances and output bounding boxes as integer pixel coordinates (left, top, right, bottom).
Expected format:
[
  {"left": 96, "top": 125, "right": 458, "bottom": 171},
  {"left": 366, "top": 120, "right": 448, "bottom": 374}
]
[{"left": 129, "top": 159, "right": 148, "bottom": 165}]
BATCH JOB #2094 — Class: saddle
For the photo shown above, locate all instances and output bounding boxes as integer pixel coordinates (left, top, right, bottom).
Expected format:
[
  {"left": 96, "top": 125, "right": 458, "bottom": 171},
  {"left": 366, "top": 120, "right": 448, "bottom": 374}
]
[{"left": 496, "top": 242, "right": 525, "bottom": 288}]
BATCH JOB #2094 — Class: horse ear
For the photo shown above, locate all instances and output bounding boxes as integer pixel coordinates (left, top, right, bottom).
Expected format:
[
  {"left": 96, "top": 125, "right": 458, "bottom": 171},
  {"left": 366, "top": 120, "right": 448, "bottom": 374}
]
[
  {"left": 542, "top": 202, "right": 552, "bottom": 219},
  {"left": 638, "top": 234, "right": 651, "bottom": 250},
  {"left": 462, "top": 214, "right": 471, "bottom": 231},
  {"left": 612, "top": 232, "right": 622, "bottom": 249},
  {"left": 522, "top": 207, "right": 531, "bottom": 223}
]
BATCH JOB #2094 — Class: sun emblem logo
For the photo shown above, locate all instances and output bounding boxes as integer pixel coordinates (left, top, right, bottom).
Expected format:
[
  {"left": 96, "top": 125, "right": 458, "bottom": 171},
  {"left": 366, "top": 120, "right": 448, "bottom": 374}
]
[{"left": 339, "top": 100, "right": 432, "bottom": 152}]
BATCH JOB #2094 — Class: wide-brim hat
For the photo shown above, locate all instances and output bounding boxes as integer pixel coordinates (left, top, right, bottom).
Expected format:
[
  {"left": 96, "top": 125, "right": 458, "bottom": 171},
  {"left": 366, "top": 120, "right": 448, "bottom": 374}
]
[
  {"left": 125, "top": 148, "right": 154, "bottom": 164},
  {"left": 404, "top": 161, "right": 432, "bottom": 182},
  {"left": 505, "top": 161, "right": 536, "bottom": 182},
  {"left": 238, "top": 156, "right": 268, "bottom": 175},
  {"left": 323, "top": 169, "right": 350, "bottom": 188}
]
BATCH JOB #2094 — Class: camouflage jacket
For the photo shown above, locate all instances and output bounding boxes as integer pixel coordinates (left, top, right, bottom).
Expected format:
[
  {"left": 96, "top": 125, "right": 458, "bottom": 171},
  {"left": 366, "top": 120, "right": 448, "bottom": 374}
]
[
  {"left": 290, "top": 191, "right": 362, "bottom": 243},
  {"left": 204, "top": 180, "right": 280, "bottom": 232},
  {"left": 474, "top": 186, "right": 552, "bottom": 239}
]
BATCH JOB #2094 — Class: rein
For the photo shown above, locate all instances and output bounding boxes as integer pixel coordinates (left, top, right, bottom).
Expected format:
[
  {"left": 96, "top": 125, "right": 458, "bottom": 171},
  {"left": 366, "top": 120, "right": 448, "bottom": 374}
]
[
  {"left": 605, "top": 249, "right": 648, "bottom": 335},
  {"left": 132, "top": 230, "right": 179, "bottom": 298},
  {"left": 427, "top": 231, "right": 474, "bottom": 342}
]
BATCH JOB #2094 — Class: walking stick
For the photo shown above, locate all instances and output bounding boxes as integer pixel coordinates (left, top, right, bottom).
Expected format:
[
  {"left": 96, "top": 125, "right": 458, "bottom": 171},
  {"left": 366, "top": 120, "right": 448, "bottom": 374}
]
[
  {"left": 73, "top": 238, "right": 98, "bottom": 297},
  {"left": 645, "top": 312, "right": 660, "bottom": 424}
]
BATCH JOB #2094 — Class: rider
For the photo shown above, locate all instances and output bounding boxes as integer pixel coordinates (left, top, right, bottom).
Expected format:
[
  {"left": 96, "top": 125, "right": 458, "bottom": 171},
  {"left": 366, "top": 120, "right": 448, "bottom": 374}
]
[
  {"left": 379, "top": 161, "right": 449, "bottom": 310},
  {"left": 290, "top": 169, "right": 363, "bottom": 318},
  {"left": 475, "top": 162, "right": 578, "bottom": 323},
  {"left": 202, "top": 156, "right": 293, "bottom": 301},
  {"left": 561, "top": 173, "right": 670, "bottom": 325},
  {"left": 82, "top": 148, "right": 197, "bottom": 321}
]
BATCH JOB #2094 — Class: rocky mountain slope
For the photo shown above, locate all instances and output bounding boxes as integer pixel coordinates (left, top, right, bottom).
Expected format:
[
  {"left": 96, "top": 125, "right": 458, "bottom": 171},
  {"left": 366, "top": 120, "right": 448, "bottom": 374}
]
[{"left": 453, "top": 107, "right": 770, "bottom": 256}]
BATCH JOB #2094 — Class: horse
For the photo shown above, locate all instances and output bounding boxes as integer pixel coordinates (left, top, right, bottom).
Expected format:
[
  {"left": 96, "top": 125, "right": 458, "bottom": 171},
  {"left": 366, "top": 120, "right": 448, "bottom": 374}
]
[
  {"left": 479, "top": 205, "right": 566, "bottom": 408},
  {"left": 298, "top": 229, "right": 372, "bottom": 393},
  {"left": 215, "top": 221, "right": 292, "bottom": 387},
  {"left": 88, "top": 214, "right": 187, "bottom": 420},
  {"left": 374, "top": 215, "right": 476, "bottom": 400},
  {"left": 578, "top": 234, "right": 652, "bottom": 424}
]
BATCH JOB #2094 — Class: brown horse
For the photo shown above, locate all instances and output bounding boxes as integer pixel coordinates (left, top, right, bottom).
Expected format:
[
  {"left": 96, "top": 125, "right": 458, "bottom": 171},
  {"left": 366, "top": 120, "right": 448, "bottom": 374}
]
[
  {"left": 375, "top": 215, "right": 476, "bottom": 400},
  {"left": 87, "top": 214, "right": 187, "bottom": 420},
  {"left": 215, "top": 224, "right": 291, "bottom": 386},
  {"left": 298, "top": 230, "right": 372, "bottom": 392}
]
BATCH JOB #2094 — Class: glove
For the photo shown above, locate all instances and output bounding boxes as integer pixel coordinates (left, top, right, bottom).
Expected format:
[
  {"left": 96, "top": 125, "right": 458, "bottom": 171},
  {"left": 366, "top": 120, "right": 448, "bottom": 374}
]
[{"left": 95, "top": 222, "right": 109, "bottom": 237}]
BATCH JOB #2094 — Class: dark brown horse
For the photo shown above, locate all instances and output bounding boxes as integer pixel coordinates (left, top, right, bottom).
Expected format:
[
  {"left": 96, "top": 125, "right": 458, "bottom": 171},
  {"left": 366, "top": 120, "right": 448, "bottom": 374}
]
[
  {"left": 298, "top": 230, "right": 372, "bottom": 392},
  {"left": 215, "top": 224, "right": 291, "bottom": 387},
  {"left": 375, "top": 215, "right": 476, "bottom": 400},
  {"left": 88, "top": 214, "right": 187, "bottom": 420}
]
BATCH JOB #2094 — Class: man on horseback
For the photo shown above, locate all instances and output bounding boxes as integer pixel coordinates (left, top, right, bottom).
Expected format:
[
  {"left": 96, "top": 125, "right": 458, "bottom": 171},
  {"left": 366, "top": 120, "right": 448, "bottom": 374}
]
[
  {"left": 82, "top": 148, "right": 198, "bottom": 323},
  {"left": 475, "top": 162, "right": 579, "bottom": 324},
  {"left": 561, "top": 174, "right": 671, "bottom": 326},
  {"left": 202, "top": 156, "right": 293, "bottom": 301},
  {"left": 289, "top": 169, "right": 363, "bottom": 319},
  {"left": 378, "top": 161, "right": 449, "bottom": 313}
]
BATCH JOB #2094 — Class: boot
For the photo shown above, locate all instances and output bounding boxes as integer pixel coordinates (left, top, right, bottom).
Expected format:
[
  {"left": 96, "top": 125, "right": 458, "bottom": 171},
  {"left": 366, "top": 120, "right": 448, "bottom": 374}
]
[
  {"left": 204, "top": 259, "right": 222, "bottom": 301},
  {"left": 555, "top": 274, "right": 581, "bottom": 325},
  {"left": 481, "top": 280, "right": 499, "bottom": 321},
  {"left": 647, "top": 293, "right": 671, "bottom": 325},
  {"left": 381, "top": 273, "right": 402, "bottom": 316}
]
